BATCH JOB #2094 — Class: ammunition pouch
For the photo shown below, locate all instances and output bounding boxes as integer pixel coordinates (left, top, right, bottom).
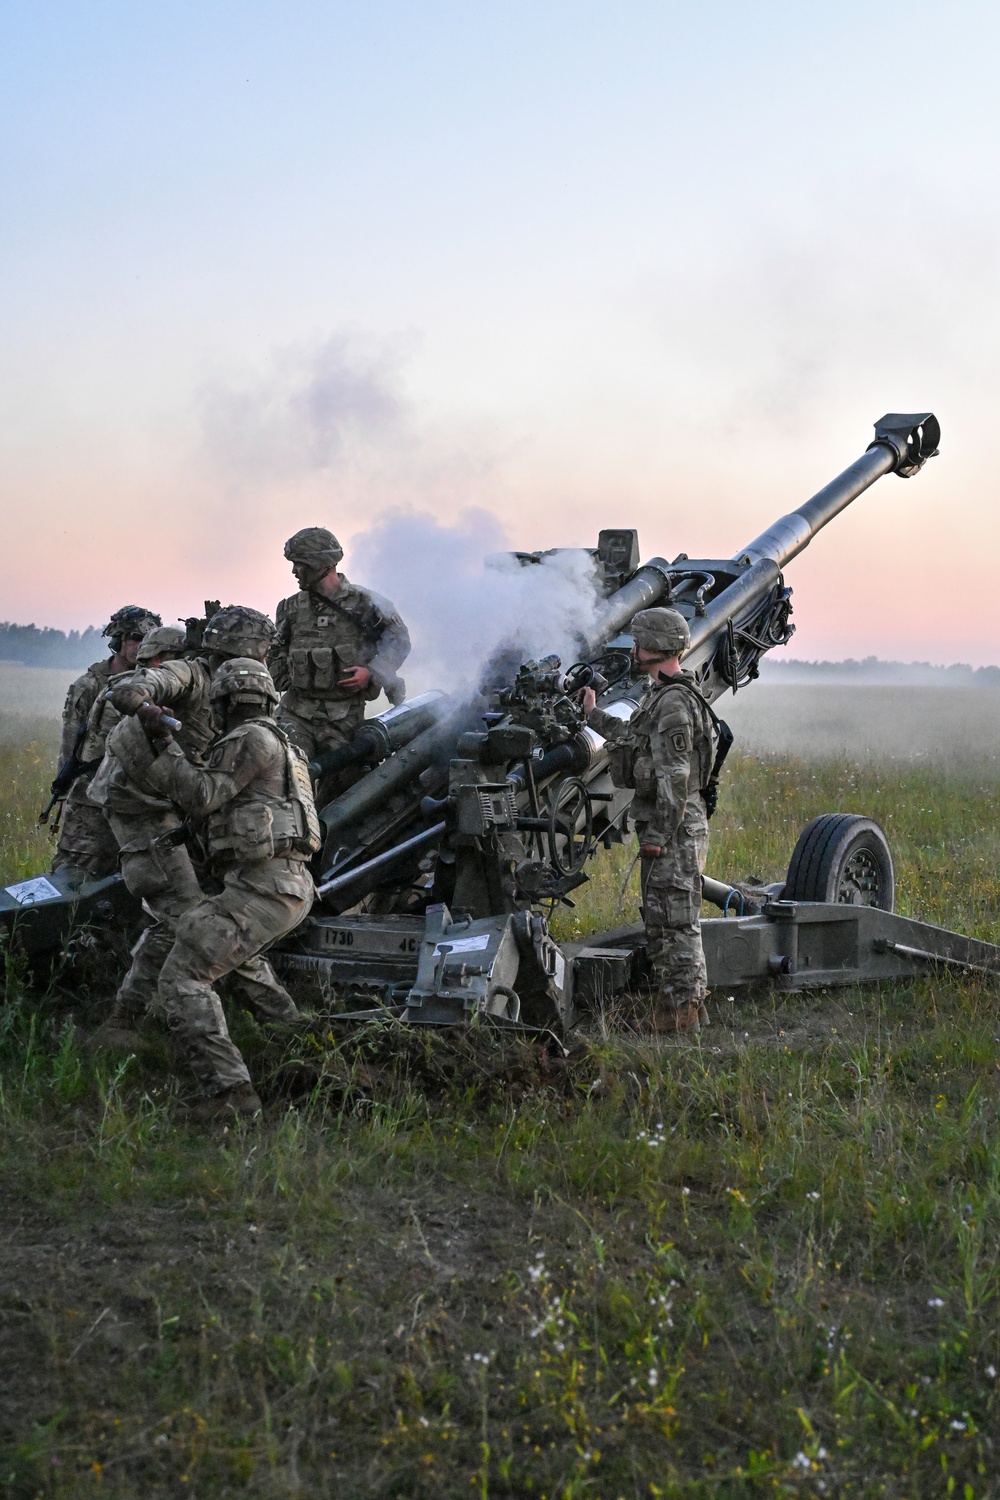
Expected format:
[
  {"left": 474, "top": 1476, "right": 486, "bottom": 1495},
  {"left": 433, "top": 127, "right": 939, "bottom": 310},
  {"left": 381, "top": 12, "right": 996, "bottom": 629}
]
[
  {"left": 607, "top": 739, "right": 637, "bottom": 789},
  {"left": 289, "top": 645, "right": 343, "bottom": 692},
  {"left": 207, "top": 802, "right": 275, "bottom": 863}
]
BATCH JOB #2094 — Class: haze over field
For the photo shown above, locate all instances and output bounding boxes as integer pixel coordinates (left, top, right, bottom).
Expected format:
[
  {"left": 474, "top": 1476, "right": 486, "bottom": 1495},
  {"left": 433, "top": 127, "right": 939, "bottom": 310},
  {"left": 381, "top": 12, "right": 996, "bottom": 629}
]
[
  {"left": 3, "top": 663, "right": 995, "bottom": 775},
  {"left": 2, "top": 2, "right": 999, "bottom": 666}
]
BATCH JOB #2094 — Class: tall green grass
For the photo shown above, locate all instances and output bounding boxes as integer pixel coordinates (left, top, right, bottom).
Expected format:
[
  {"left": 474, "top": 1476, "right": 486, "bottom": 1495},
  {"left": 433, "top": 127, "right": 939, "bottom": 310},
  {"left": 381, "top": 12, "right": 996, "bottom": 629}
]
[
  {"left": 1, "top": 724, "right": 59, "bottom": 885},
  {"left": 2, "top": 714, "right": 1000, "bottom": 1496}
]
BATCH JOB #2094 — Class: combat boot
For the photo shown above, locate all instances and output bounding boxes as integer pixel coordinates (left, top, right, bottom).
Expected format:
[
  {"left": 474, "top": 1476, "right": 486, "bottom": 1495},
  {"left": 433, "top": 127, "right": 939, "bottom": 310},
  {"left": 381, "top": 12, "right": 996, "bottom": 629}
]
[
  {"left": 185, "top": 1083, "right": 263, "bottom": 1125},
  {"left": 84, "top": 1004, "right": 145, "bottom": 1053}
]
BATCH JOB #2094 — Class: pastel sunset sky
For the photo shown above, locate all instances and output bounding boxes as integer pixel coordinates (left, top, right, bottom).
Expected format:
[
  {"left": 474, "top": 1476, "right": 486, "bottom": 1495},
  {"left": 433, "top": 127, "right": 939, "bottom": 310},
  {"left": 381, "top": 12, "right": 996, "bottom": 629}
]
[{"left": 2, "top": 2, "right": 997, "bottom": 663}]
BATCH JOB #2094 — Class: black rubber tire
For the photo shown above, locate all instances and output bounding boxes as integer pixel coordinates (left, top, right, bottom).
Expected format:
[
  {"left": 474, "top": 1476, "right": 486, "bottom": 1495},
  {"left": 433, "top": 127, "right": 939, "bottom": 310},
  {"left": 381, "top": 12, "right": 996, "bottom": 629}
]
[{"left": 783, "top": 813, "right": 894, "bottom": 911}]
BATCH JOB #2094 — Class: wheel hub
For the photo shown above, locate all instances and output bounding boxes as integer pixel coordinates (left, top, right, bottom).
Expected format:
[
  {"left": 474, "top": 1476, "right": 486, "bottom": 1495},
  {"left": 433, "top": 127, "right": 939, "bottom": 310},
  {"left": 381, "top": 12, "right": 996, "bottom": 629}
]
[{"left": 837, "top": 848, "right": 883, "bottom": 906}]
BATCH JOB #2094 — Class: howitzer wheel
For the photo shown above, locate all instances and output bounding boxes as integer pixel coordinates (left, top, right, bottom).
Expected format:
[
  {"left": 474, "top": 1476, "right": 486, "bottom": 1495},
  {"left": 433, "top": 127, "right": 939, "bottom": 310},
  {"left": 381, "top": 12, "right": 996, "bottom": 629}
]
[
  {"left": 547, "top": 777, "right": 595, "bottom": 877},
  {"left": 783, "top": 814, "right": 894, "bottom": 911}
]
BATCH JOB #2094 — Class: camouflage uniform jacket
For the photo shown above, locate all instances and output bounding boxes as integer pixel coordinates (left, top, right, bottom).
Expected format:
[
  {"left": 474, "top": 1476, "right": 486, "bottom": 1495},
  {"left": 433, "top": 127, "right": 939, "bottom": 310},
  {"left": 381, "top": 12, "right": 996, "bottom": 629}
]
[
  {"left": 589, "top": 671, "right": 716, "bottom": 847},
  {"left": 78, "top": 669, "right": 133, "bottom": 765},
  {"left": 87, "top": 658, "right": 216, "bottom": 814},
  {"left": 270, "top": 576, "right": 410, "bottom": 720},
  {"left": 143, "top": 718, "right": 321, "bottom": 871},
  {"left": 128, "top": 657, "right": 217, "bottom": 760},
  {"left": 59, "top": 658, "right": 114, "bottom": 766}
]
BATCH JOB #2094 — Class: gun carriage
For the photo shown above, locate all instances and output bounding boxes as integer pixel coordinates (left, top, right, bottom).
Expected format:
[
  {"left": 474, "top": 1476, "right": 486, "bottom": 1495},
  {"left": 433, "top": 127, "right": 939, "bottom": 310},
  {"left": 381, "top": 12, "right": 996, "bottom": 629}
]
[{"left": 8, "top": 410, "right": 997, "bottom": 1024}]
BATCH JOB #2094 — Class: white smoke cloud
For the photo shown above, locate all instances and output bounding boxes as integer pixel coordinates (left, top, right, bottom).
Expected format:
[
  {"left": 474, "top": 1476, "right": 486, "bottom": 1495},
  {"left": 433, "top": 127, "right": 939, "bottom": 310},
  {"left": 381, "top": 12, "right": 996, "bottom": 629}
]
[
  {"left": 349, "top": 507, "right": 605, "bottom": 696},
  {"left": 197, "top": 331, "right": 414, "bottom": 483}
]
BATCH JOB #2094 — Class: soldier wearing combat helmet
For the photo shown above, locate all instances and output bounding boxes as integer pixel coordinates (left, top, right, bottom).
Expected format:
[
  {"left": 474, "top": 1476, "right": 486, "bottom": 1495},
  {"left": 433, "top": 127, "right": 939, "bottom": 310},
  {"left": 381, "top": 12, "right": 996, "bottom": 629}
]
[
  {"left": 270, "top": 527, "right": 411, "bottom": 780},
  {"left": 581, "top": 606, "right": 721, "bottom": 1035},
  {"left": 86, "top": 606, "right": 302, "bottom": 1046},
  {"left": 130, "top": 658, "right": 319, "bottom": 1121},
  {"left": 51, "top": 604, "right": 161, "bottom": 880}
]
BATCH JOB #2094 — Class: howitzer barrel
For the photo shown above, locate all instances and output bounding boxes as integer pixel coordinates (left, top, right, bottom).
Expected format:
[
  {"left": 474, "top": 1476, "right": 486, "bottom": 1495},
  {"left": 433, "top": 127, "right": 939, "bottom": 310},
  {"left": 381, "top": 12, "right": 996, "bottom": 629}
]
[
  {"left": 320, "top": 711, "right": 467, "bottom": 836},
  {"left": 740, "top": 413, "right": 939, "bottom": 568},
  {"left": 685, "top": 556, "right": 781, "bottom": 669},
  {"left": 310, "top": 691, "right": 448, "bottom": 782},
  {"left": 580, "top": 560, "right": 673, "bottom": 655}
]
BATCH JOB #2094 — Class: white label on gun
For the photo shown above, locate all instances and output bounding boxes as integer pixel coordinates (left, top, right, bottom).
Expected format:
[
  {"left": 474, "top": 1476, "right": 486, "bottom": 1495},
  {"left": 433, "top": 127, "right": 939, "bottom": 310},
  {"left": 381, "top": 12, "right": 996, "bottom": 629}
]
[
  {"left": 433, "top": 934, "right": 491, "bottom": 955},
  {"left": 5, "top": 876, "right": 62, "bottom": 904}
]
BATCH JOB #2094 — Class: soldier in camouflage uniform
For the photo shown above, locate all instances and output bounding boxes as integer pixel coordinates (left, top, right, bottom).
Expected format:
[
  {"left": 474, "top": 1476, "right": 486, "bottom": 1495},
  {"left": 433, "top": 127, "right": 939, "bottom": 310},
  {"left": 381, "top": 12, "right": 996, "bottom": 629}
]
[
  {"left": 133, "top": 659, "right": 319, "bottom": 1121},
  {"left": 88, "top": 607, "right": 301, "bottom": 1043},
  {"left": 271, "top": 528, "right": 411, "bottom": 791},
  {"left": 52, "top": 605, "right": 161, "bottom": 879},
  {"left": 583, "top": 607, "right": 718, "bottom": 1034}
]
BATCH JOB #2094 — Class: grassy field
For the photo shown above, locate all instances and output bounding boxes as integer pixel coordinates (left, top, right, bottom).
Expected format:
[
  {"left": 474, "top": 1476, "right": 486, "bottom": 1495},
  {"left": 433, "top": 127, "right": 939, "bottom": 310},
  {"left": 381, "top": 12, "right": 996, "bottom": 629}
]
[{"left": 2, "top": 679, "right": 1000, "bottom": 1497}]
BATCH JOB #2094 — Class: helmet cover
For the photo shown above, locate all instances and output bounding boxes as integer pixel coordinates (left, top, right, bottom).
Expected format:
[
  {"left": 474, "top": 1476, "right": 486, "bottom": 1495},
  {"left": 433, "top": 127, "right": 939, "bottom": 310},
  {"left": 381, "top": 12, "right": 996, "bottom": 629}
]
[
  {"left": 283, "top": 526, "right": 343, "bottom": 570},
  {"left": 103, "top": 605, "right": 162, "bottom": 642},
  {"left": 136, "top": 624, "right": 187, "bottom": 663},
  {"left": 631, "top": 607, "right": 691, "bottom": 656},
  {"left": 201, "top": 606, "right": 276, "bottom": 661},
  {"left": 210, "top": 657, "right": 280, "bottom": 709}
]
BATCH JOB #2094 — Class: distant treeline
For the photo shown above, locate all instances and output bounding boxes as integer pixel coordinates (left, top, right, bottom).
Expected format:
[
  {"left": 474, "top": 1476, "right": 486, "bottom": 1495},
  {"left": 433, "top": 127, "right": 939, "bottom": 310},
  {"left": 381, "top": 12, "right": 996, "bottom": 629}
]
[
  {"left": 2, "top": 622, "right": 999, "bottom": 685},
  {"left": 0, "top": 623, "right": 103, "bottom": 669},
  {"left": 760, "top": 655, "right": 1000, "bottom": 687}
]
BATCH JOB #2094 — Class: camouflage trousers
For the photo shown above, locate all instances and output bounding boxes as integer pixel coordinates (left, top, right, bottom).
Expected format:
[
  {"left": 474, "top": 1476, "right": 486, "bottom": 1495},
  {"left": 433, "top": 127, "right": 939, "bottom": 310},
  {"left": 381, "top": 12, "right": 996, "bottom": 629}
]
[
  {"left": 277, "top": 700, "right": 365, "bottom": 806},
  {"left": 276, "top": 700, "right": 364, "bottom": 760},
  {"left": 158, "top": 857, "right": 315, "bottom": 1097},
  {"left": 104, "top": 808, "right": 300, "bottom": 1028},
  {"left": 51, "top": 777, "right": 120, "bottom": 880},
  {"left": 640, "top": 802, "right": 710, "bottom": 1012}
]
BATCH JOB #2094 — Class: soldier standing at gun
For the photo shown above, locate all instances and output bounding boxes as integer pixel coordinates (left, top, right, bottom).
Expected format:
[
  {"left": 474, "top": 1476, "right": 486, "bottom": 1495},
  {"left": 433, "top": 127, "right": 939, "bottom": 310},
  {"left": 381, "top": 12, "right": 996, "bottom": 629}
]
[
  {"left": 87, "top": 606, "right": 303, "bottom": 1046},
  {"left": 49, "top": 605, "right": 162, "bottom": 880},
  {"left": 130, "top": 659, "right": 319, "bottom": 1122},
  {"left": 271, "top": 528, "right": 411, "bottom": 798},
  {"left": 582, "top": 607, "right": 719, "bottom": 1036}
]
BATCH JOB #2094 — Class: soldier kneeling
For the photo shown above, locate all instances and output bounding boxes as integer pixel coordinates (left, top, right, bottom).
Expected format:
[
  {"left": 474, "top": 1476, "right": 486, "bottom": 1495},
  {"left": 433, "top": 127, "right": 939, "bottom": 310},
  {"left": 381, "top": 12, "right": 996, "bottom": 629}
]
[{"left": 136, "top": 659, "right": 320, "bottom": 1122}]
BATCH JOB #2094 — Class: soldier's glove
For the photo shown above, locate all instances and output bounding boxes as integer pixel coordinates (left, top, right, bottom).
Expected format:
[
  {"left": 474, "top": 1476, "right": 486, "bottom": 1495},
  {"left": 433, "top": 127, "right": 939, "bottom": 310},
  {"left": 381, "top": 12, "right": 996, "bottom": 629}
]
[
  {"left": 136, "top": 702, "right": 175, "bottom": 750},
  {"left": 111, "top": 680, "right": 153, "bottom": 715}
]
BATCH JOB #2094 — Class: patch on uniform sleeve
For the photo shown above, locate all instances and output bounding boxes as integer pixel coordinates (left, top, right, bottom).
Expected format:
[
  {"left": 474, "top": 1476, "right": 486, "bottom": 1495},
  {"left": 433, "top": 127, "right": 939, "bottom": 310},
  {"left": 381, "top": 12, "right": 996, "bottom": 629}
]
[{"left": 671, "top": 730, "right": 689, "bottom": 752}]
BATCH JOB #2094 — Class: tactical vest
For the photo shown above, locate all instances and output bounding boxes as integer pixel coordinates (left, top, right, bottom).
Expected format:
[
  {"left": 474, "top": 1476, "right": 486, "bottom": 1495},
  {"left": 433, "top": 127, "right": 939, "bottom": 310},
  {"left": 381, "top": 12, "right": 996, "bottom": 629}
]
[
  {"left": 205, "top": 718, "right": 322, "bottom": 865},
  {"left": 79, "top": 671, "right": 129, "bottom": 764},
  {"left": 607, "top": 676, "right": 719, "bottom": 805},
  {"left": 282, "top": 587, "right": 387, "bottom": 697}
]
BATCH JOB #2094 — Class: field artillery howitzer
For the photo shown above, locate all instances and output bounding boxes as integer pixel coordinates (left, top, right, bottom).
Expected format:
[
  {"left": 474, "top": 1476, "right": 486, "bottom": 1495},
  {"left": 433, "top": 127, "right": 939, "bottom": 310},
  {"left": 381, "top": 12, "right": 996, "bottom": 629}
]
[
  {"left": 7, "top": 410, "right": 994, "bottom": 1018},
  {"left": 268, "top": 410, "right": 1000, "bottom": 1020}
]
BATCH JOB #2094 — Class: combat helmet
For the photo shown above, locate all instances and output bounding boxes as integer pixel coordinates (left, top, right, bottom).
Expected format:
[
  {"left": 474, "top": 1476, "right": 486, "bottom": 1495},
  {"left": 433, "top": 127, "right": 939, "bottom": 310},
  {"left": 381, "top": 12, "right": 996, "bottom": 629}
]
[
  {"left": 103, "top": 605, "right": 162, "bottom": 653},
  {"left": 210, "top": 658, "right": 280, "bottom": 710},
  {"left": 284, "top": 526, "right": 343, "bottom": 571},
  {"left": 136, "top": 624, "right": 187, "bottom": 664},
  {"left": 631, "top": 607, "right": 690, "bottom": 657},
  {"left": 201, "top": 606, "right": 276, "bottom": 662}
]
